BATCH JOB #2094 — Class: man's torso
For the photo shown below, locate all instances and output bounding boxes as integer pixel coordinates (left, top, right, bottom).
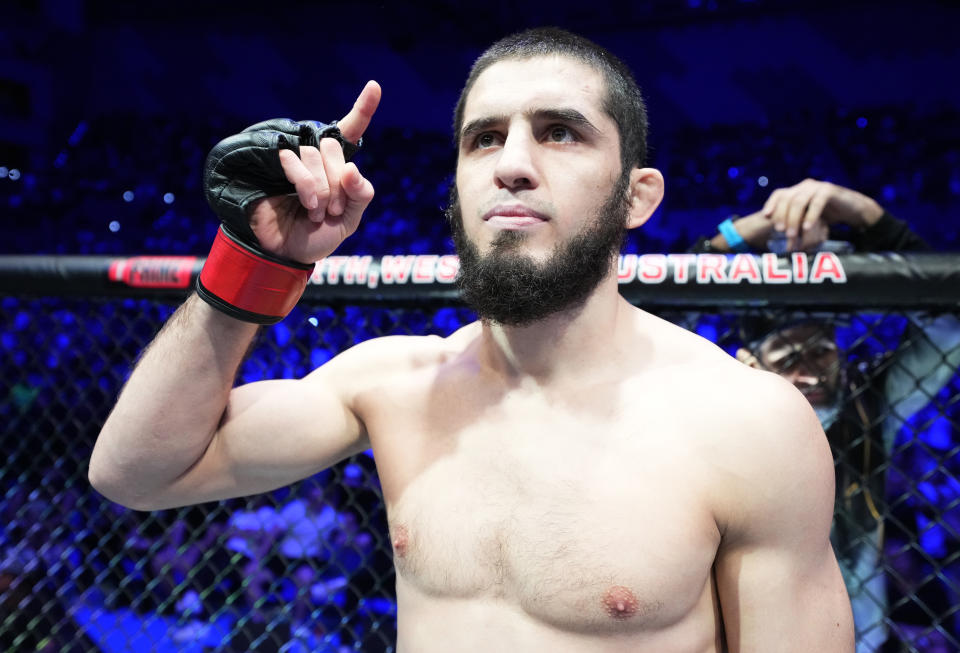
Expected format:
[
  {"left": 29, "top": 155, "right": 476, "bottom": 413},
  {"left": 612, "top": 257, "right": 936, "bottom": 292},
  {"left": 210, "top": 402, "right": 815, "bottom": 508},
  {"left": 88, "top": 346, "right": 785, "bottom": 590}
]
[{"left": 350, "top": 314, "right": 738, "bottom": 651}]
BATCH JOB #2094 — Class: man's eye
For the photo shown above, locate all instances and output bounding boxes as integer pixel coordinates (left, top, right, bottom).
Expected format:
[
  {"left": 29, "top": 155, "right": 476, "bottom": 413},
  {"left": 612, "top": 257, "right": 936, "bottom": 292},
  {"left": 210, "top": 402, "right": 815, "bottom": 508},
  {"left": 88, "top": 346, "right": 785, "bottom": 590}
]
[
  {"left": 547, "top": 126, "right": 575, "bottom": 142},
  {"left": 811, "top": 345, "right": 835, "bottom": 359},
  {"left": 476, "top": 133, "right": 497, "bottom": 148},
  {"left": 778, "top": 354, "right": 801, "bottom": 371}
]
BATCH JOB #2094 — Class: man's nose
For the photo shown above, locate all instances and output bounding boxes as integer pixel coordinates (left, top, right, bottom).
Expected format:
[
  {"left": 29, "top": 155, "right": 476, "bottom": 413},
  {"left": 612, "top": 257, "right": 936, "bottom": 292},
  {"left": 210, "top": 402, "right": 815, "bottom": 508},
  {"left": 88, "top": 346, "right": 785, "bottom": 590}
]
[
  {"left": 787, "top": 367, "right": 822, "bottom": 387},
  {"left": 494, "top": 130, "right": 539, "bottom": 191}
]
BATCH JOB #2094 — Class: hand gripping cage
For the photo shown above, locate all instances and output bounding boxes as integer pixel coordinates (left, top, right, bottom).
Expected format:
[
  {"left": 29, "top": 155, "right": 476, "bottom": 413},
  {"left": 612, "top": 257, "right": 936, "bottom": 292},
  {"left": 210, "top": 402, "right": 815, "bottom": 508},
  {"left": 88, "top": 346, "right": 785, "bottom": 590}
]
[{"left": 1, "top": 251, "right": 958, "bottom": 652}]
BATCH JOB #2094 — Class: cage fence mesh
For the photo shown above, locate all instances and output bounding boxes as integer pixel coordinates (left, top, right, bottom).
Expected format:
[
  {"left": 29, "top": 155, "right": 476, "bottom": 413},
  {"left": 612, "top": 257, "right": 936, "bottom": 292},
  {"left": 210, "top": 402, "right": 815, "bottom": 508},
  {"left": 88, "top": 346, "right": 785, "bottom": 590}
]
[{"left": 1, "top": 294, "right": 959, "bottom": 652}]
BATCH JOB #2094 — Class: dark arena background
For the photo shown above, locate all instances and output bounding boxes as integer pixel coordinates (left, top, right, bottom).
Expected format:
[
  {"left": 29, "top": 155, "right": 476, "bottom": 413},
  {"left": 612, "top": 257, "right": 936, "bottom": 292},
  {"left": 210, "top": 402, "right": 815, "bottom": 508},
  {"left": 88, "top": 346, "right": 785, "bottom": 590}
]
[{"left": 2, "top": 1, "right": 960, "bottom": 651}]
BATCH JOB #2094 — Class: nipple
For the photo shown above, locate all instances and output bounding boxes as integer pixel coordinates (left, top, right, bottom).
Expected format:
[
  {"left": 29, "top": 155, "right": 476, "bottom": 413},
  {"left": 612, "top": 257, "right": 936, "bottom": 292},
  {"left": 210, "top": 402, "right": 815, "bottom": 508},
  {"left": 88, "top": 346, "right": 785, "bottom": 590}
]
[
  {"left": 602, "top": 585, "right": 639, "bottom": 620},
  {"left": 392, "top": 524, "right": 410, "bottom": 557}
]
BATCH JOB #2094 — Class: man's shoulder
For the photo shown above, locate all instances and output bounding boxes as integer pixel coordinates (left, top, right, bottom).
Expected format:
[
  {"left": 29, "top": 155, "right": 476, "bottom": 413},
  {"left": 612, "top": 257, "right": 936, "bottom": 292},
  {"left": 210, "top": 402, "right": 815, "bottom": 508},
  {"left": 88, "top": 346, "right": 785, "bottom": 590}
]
[
  {"left": 728, "top": 365, "right": 821, "bottom": 436},
  {"left": 308, "top": 321, "right": 481, "bottom": 382},
  {"left": 642, "top": 325, "right": 829, "bottom": 486},
  {"left": 698, "top": 366, "right": 834, "bottom": 536},
  {"left": 622, "top": 319, "right": 834, "bottom": 539},
  {"left": 638, "top": 313, "right": 804, "bottom": 414},
  {"left": 626, "top": 314, "right": 818, "bottom": 447},
  {"left": 680, "top": 352, "right": 823, "bottom": 451},
  {"left": 637, "top": 312, "right": 753, "bottom": 385}
]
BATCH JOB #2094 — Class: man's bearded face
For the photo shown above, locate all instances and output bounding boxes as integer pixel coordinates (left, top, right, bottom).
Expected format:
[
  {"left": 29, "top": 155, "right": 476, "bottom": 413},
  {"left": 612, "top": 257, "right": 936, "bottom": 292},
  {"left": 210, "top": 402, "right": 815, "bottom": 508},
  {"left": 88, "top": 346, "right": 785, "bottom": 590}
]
[{"left": 446, "top": 172, "right": 630, "bottom": 326}]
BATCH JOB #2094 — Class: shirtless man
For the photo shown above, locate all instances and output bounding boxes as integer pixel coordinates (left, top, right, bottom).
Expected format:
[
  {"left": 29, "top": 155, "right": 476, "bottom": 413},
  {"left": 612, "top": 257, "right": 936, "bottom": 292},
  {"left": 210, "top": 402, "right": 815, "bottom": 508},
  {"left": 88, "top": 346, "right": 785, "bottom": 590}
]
[{"left": 89, "top": 28, "right": 854, "bottom": 651}]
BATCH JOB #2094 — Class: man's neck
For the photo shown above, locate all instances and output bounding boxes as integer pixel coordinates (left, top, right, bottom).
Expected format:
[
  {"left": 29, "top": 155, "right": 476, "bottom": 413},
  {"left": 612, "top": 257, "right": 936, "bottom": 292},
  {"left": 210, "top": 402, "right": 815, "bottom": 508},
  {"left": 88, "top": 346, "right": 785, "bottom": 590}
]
[{"left": 476, "top": 277, "right": 636, "bottom": 384}]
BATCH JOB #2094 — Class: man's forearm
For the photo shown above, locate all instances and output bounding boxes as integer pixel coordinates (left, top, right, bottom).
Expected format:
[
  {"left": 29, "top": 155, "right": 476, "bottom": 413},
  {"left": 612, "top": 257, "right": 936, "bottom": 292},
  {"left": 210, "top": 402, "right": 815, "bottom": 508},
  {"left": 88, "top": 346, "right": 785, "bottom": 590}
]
[
  {"left": 846, "top": 210, "right": 930, "bottom": 252},
  {"left": 89, "top": 294, "right": 259, "bottom": 508}
]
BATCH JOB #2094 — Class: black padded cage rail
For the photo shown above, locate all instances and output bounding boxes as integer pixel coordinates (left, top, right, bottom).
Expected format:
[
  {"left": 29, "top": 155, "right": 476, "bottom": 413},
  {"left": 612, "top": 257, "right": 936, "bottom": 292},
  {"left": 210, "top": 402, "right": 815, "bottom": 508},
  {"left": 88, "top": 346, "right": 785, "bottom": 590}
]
[
  {"left": 1, "top": 253, "right": 959, "bottom": 652},
  {"left": 1, "top": 252, "right": 959, "bottom": 308}
]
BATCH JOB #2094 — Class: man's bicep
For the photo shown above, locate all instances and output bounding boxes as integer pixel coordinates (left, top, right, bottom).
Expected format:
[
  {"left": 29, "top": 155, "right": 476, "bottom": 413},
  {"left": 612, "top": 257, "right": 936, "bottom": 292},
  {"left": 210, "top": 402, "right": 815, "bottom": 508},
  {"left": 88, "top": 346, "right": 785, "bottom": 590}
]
[
  {"left": 715, "top": 538, "right": 853, "bottom": 652},
  {"left": 163, "top": 372, "right": 367, "bottom": 506}
]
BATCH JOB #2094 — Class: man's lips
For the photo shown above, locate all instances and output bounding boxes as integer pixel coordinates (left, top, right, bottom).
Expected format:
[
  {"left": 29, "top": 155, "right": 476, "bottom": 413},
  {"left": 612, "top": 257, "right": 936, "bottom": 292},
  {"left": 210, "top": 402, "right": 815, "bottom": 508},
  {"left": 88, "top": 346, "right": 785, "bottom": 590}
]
[{"left": 482, "top": 205, "right": 549, "bottom": 228}]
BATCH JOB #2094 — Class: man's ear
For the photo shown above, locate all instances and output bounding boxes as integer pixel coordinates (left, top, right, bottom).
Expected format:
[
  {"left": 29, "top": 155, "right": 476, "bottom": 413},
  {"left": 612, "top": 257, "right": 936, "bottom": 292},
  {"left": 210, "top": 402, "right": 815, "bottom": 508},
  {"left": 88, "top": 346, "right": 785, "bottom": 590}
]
[{"left": 626, "top": 167, "right": 665, "bottom": 230}]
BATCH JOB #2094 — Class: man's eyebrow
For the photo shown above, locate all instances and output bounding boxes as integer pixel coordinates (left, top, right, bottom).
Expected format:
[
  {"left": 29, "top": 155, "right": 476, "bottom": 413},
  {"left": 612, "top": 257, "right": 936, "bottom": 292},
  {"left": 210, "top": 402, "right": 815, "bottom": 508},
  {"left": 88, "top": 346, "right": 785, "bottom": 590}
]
[
  {"left": 459, "top": 107, "right": 602, "bottom": 144},
  {"left": 761, "top": 339, "right": 789, "bottom": 356},
  {"left": 765, "top": 348, "right": 791, "bottom": 363},
  {"left": 460, "top": 115, "right": 505, "bottom": 143},
  {"left": 529, "top": 108, "right": 601, "bottom": 136}
]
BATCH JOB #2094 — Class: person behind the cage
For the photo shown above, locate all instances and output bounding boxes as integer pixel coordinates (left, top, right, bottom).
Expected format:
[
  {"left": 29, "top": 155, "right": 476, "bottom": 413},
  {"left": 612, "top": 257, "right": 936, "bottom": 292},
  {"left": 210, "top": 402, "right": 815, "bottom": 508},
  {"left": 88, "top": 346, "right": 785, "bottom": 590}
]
[
  {"left": 90, "top": 28, "right": 856, "bottom": 650},
  {"left": 692, "top": 178, "right": 960, "bottom": 651}
]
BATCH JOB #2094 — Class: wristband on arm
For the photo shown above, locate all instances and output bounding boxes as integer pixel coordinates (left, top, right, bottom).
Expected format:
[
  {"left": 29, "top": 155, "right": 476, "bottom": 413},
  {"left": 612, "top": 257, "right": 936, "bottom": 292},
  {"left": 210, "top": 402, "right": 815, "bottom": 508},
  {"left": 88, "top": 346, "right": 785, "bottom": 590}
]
[
  {"left": 717, "top": 217, "right": 750, "bottom": 253},
  {"left": 196, "top": 225, "right": 314, "bottom": 325}
]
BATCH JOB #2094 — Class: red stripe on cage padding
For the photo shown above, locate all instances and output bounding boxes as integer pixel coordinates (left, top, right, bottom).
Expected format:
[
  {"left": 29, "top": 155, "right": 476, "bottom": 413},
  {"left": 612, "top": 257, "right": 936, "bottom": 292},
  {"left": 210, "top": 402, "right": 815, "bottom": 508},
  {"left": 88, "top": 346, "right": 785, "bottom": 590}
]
[{"left": 108, "top": 256, "right": 197, "bottom": 288}]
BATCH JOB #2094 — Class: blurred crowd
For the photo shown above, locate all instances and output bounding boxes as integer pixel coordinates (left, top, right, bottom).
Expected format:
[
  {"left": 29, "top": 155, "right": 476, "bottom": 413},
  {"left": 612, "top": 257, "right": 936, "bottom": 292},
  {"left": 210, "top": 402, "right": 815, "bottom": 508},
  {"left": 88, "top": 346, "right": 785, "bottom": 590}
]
[{"left": 0, "top": 449, "right": 393, "bottom": 651}]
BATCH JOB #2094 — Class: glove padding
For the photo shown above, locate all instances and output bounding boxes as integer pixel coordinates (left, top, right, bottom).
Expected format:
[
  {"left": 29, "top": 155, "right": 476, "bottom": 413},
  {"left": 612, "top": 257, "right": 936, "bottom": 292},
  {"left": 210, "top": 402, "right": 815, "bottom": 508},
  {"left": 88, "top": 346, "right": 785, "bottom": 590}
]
[{"left": 203, "top": 119, "right": 362, "bottom": 245}]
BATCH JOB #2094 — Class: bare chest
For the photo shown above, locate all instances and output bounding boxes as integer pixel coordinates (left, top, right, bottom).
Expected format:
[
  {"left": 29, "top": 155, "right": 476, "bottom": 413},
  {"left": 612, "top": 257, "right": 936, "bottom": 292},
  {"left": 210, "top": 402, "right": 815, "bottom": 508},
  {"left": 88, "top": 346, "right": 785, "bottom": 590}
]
[{"left": 375, "top": 400, "right": 721, "bottom": 634}]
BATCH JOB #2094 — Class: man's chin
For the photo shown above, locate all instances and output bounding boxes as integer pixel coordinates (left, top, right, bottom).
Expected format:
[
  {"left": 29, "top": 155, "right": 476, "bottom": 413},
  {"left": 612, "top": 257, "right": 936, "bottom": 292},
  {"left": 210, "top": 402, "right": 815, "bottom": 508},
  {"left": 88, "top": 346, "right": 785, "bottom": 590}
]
[
  {"left": 802, "top": 388, "right": 839, "bottom": 407},
  {"left": 488, "top": 228, "right": 538, "bottom": 252},
  {"left": 486, "top": 248, "right": 553, "bottom": 269}
]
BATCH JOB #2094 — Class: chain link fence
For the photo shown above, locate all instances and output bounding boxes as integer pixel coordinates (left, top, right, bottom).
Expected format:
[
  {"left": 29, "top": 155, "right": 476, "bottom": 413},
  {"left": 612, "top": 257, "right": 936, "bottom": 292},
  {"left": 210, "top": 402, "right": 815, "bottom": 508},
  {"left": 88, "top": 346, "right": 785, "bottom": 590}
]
[{"left": 2, "top": 290, "right": 959, "bottom": 652}]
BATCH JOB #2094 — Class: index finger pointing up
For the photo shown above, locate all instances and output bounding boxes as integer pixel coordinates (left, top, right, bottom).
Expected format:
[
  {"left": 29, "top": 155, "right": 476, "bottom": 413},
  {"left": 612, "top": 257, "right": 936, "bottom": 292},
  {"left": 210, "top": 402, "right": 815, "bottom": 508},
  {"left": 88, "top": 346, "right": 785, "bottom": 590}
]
[{"left": 337, "top": 80, "right": 382, "bottom": 144}]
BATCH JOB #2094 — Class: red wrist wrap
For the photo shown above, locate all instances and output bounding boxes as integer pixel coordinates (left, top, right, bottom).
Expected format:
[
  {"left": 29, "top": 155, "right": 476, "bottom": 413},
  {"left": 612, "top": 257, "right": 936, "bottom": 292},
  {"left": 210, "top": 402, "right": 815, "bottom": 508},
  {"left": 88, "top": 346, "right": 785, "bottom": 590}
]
[{"left": 197, "top": 226, "right": 313, "bottom": 324}]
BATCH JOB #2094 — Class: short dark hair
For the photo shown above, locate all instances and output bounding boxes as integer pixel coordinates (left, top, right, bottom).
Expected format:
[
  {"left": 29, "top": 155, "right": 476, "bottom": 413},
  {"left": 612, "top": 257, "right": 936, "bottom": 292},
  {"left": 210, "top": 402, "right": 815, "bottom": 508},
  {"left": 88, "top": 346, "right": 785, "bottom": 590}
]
[{"left": 452, "top": 27, "right": 649, "bottom": 172}]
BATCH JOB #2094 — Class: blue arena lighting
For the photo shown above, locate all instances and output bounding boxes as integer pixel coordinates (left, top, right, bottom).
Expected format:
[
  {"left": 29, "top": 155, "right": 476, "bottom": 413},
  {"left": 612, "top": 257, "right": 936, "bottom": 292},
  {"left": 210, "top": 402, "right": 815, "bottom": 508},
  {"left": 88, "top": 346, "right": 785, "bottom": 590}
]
[
  {"left": 68, "top": 121, "right": 89, "bottom": 147},
  {"left": 310, "top": 348, "right": 333, "bottom": 369},
  {"left": 344, "top": 463, "right": 362, "bottom": 481}
]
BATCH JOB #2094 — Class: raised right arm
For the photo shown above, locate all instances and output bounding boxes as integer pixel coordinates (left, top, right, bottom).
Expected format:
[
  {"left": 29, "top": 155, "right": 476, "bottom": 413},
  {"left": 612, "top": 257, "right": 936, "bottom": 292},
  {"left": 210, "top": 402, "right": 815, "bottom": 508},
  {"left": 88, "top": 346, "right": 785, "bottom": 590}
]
[{"left": 89, "top": 81, "right": 382, "bottom": 510}]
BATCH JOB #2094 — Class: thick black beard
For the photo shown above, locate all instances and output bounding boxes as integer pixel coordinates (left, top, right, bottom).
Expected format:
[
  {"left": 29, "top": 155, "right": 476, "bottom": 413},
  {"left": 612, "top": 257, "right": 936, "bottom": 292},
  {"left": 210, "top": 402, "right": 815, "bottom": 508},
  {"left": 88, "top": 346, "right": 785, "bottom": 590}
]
[{"left": 446, "top": 174, "right": 630, "bottom": 327}]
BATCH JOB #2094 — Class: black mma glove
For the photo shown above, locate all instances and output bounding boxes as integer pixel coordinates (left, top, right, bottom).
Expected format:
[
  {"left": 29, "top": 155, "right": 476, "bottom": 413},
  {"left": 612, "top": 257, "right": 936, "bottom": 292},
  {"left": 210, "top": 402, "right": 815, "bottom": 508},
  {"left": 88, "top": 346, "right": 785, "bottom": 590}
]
[{"left": 197, "top": 119, "right": 362, "bottom": 324}]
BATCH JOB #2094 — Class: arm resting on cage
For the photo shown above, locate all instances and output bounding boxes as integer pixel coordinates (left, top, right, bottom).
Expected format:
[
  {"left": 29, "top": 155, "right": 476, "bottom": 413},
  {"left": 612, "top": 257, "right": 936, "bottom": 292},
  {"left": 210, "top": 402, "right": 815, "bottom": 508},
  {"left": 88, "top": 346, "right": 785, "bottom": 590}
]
[
  {"left": 89, "top": 294, "right": 370, "bottom": 510},
  {"left": 712, "top": 372, "right": 854, "bottom": 652},
  {"left": 844, "top": 210, "right": 930, "bottom": 252}
]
